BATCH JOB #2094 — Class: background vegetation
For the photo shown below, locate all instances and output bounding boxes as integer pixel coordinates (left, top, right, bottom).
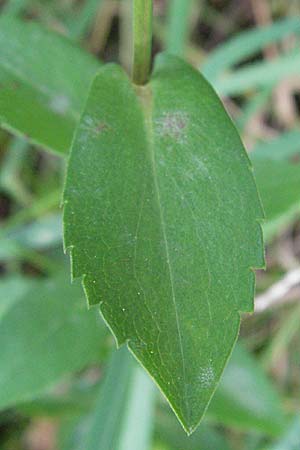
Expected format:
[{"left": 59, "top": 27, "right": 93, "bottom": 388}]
[{"left": 0, "top": 0, "right": 300, "bottom": 449}]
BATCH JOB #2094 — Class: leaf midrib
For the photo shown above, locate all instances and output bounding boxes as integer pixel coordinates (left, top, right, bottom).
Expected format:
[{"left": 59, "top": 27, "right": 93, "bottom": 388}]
[{"left": 136, "top": 84, "right": 190, "bottom": 425}]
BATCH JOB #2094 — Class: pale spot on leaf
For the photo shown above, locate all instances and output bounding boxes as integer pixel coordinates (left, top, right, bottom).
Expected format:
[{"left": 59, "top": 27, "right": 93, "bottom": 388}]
[
  {"left": 155, "top": 111, "right": 188, "bottom": 142},
  {"left": 50, "top": 94, "right": 70, "bottom": 114},
  {"left": 198, "top": 365, "right": 214, "bottom": 388}
]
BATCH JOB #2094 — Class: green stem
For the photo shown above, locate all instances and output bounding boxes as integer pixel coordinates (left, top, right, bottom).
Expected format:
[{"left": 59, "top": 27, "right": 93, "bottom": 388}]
[{"left": 132, "top": 0, "right": 153, "bottom": 85}]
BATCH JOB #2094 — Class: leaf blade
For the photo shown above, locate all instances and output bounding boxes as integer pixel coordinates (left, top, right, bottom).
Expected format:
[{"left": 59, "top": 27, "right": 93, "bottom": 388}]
[
  {"left": 202, "top": 17, "right": 300, "bottom": 81},
  {"left": 63, "top": 54, "right": 264, "bottom": 433},
  {"left": 264, "top": 416, "right": 300, "bottom": 450},
  {"left": 251, "top": 131, "right": 300, "bottom": 241},
  {"left": 208, "top": 344, "right": 286, "bottom": 435},
  {"left": 0, "top": 16, "right": 101, "bottom": 154},
  {"left": 0, "top": 271, "right": 105, "bottom": 410},
  {"left": 83, "top": 348, "right": 155, "bottom": 450}
]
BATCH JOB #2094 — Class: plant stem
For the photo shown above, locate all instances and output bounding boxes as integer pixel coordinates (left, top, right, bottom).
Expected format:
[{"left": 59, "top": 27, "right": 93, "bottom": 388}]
[{"left": 132, "top": 0, "right": 153, "bottom": 85}]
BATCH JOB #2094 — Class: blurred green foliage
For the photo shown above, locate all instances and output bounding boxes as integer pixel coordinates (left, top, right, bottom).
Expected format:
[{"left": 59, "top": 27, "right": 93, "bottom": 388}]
[{"left": 0, "top": 0, "right": 300, "bottom": 449}]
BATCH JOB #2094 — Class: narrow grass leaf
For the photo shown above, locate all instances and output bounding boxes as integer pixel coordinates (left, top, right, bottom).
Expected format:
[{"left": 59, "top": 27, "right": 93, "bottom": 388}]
[
  {"left": 82, "top": 348, "right": 155, "bottom": 450},
  {"left": 166, "top": 0, "right": 194, "bottom": 56},
  {"left": 214, "top": 51, "right": 300, "bottom": 96},
  {"left": 203, "top": 17, "right": 300, "bottom": 81}
]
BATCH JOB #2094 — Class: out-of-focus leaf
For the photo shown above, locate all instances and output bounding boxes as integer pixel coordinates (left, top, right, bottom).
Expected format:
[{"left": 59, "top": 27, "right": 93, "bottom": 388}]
[
  {"left": 0, "top": 271, "right": 105, "bottom": 410},
  {"left": 155, "top": 409, "right": 232, "bottom": 450},
  {"left": 118, "top": 364, "right": 155, "bottom": 450},
  {"left": 67, "top": 0, "right": 103, "bottom": 39},
  {"left": 251, "top": 131, "right": 300, "bottom": 241},
  {"left": 15, "top": 382, "right": 101, "bottom": 418},
  {"left": 2, "top": 0, "right": 26, "bottom": 15},
  {"left": 7, "top": 213, "right": 62, "bottom": 250},
  {"left": 63, "top": 348, "right": 155, "bottom": 450},
  {"left": 2, "top": 188, "right": 61, "bottom": 234},
  {"left": 0, "top": 202, "right": 62, "bottom": 265},
  {"left": 236, "top": 87, "right": 272, "bottom": 132},
  {"left": 63, "top": 55, "right": 264, "bottom": 433},
  {"left": 166, "top": 0, "right": 194, "bottom": 56},
  {"left": 16, "top": 394, "right": 92, "bottom": 419},
  {"left": 203, "top": 17, "right": 300, "bottom": 81},
  {"left": 0, "top": 239, "right": 27, "bottom": 261},
  {"left": 264, "top": 416, "right": 300, "bottom": 450},
  {"left": 0, "top": 277, "right": 34, "bottom": 318},
  {"left": 213, "top": 51, "right": 300, "bottom": 96},
  {"left": 262, "top": 303, "right": 300, "bottom": 370},
  {"left": 207, "top": 344, "right": 286, "bottom": 435},
  {"left": 0, "top": 15, "right": 101, "bottom": 155},
  {"left": 0, "top": 212, "right": 61, "bottom": 264},
  {"left": 0, "top": 137, "right": 31, "bottom": 205},
  {"left": 84, "top": 348, "right": 154, "bottom": 450}
]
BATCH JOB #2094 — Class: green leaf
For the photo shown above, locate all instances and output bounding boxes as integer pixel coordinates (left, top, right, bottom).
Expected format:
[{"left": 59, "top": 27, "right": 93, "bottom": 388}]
[
  {"left": 118, "top": 365, "right": 155, "bottom": 450},
  {"left": 213, "top": 50, "right": 300, "bottom": 97},
  {"left": 63, "top": 54, "right": 264, "bottom": 433},
  {"left": 7, "top": 213, "right": 62, "bottom": 250},
  {"left": 207, "top": 344, "right": 286, "bottom": 435},
  {"left": 0, "top": 213, "right": 62, "bottom": 270},
  {"left": 2, "top": 0, "right": 26, "bottom": 15},
  {"left": 0, "top": 137, "right": 31, "bottom": 204},
  {"left": 166, "top": 0, "right": 194, "bottom": 56},
  {"left": 236, "top": 87, "right": 272, "bottom": 132},
  {"left": 66, "top": 0, "right": 104, "bottom": 40},
  {"left": 0, "top": 271, "right": 105, "bottom": 410},
  {"left": 0, "top": 15, "right": 101, "bottom": 155},
  {"left": 0, "top": 277, "right": 34, "bottom": 319},
  {"left": 202, "top": 17, "right": 300, "bottom": 81},
  {"left": 262, "top": 303, "right": 300, "bottom": 370},
  {"left": 82, "top": 348, "right": 155, "bottom": 450},
  {"left": 264, "top": 416, "right": 300, "bottom": 450},
  {"left": 16, "top": 393, "right": 93, "bottom": 419},
  {"left": 58, "top": 348, "right": 155, "bottom": 450},
  {"left": 155, "top": 409, "right": 232, "bottom": 450},
  {"left": 156, "top": 344, "right": 285, "bottom": 440},
  {"left": 251, "top": 131, "right": 300, "bottom": 241}
]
